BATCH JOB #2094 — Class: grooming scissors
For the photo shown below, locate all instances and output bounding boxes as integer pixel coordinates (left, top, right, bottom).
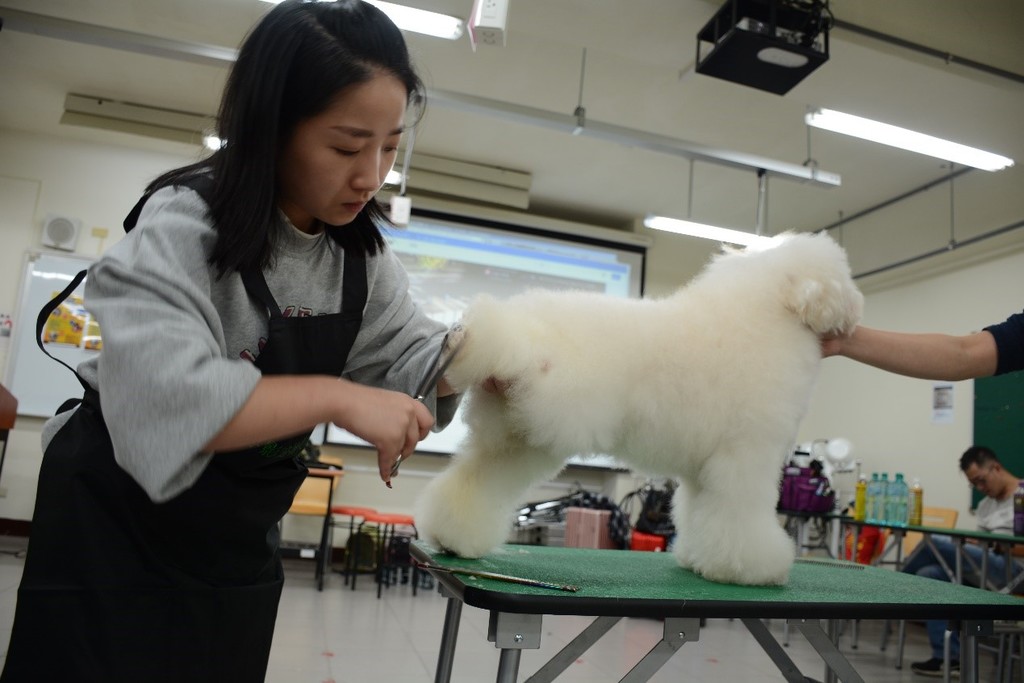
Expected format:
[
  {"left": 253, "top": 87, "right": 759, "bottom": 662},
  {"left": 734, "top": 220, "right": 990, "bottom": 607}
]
[{"left": 389, "top": 324, "right": 465, "bottom": 480}]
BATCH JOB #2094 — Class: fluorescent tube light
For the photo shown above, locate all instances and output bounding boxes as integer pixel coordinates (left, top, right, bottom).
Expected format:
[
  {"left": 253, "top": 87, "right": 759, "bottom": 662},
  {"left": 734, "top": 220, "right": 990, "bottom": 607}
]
[
  {"left": 805, "top": 108, "right": 1014, "bottom": 172},
  {"left": 384, "top": 169, "right": 403, "bottom": 186},
  {"left": 643, "top": 215, "right": 773, "bottom": 248},
  {"left": 258, "top": 0, "right": 463, "bottom": 40}
]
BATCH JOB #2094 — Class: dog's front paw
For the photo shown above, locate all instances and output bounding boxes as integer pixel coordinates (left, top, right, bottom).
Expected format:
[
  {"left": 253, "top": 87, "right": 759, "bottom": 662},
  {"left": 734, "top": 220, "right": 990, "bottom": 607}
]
[
  {"left": 674, "top": 519, "right": 794, "bottom": 586},
  {"left": 415, "top": 470, "right": 512, "bottom": 559}
]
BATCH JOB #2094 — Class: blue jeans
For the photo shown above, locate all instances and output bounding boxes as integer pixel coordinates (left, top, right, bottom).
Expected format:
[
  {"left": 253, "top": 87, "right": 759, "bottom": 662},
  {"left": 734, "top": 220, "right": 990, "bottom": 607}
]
[{"left": 901, "top": 535, "right": 1023, "bottom": 660}]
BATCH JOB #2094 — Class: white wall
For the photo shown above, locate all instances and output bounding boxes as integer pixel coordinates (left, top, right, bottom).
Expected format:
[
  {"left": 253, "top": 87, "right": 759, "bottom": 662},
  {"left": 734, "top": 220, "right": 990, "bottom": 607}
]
[
  {"left": 0, "top": 129, "right": 200, "bottom": 522},
  {"left": 2, "top": 125, "right": 1021, "bottom": 549}
]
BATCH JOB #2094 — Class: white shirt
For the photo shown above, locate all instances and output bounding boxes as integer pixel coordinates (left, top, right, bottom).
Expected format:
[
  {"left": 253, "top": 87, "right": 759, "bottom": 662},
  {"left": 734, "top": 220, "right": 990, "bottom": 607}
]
[{"left": 976, "top": 494, "right": 1014, "bottom": 536}]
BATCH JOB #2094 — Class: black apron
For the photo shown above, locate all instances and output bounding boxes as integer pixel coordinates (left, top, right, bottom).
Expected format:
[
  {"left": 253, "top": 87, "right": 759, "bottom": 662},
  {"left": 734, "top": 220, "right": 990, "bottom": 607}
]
[{"left": 1, "top": 185, "right": 368, "bottom": 683}]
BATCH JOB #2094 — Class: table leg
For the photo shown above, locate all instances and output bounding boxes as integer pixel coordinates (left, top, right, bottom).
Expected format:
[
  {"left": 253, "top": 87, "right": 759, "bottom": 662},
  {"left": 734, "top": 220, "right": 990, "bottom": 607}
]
[
  {"left": 316, "top": 505, "right": 332, "bottom": 591},
  {"left": 619, "top": 617, "right": 699, "bottom": 683},
  {"left": 823, "top": 619, "right": 840, "bottom": 683},
  {"left": 794, "top": 619, "right": 865, "bottom": 683},
  {"left": 488, "top": 612, "right": 542, "bottom": 683},
  {"left": 829, "top": 516, "right": 840, "bottom": 559},
  {"left": 496, "top": 650, "right": 523, "bottom": 683},
  {"left": 959, "top": 620, "right": 993, "bottom": 683},
  {"left": 524, "top": 616, "right": 621, "bottom": 683},
  {"left": 742, "top": 619, "right": 806, "bottom": 683},
  {"left": 434, "top": 592, "right": 463, "bottom": 683}
]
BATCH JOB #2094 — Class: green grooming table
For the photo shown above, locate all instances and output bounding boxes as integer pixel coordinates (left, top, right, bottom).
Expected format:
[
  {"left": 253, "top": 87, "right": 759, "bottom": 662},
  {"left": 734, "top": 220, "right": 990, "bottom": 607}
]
[{"left": 412, "top": 542, "right": 1024, "bottom": 683}]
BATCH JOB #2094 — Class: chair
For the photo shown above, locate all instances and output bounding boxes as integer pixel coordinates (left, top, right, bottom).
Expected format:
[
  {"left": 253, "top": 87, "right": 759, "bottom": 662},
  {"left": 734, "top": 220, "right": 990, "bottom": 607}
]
[
  {"left": 349, "top": 511, "right": 419, "bottom": 598},
  {"left": 902, "top": 506, "right": 959, "bottom": 556},
  {"left": 330, "top": 505, "right": 377, "bottom": 585},
  {"left": 285, "top": 454, "right": 344, "bottom": 591}
]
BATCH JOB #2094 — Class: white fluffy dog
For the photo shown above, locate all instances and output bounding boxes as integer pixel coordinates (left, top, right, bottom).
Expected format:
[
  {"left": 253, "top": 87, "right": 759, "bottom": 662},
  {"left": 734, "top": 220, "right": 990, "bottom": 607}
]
[{"left": 416, "top": 232, "right": 862, "bottom": 586}]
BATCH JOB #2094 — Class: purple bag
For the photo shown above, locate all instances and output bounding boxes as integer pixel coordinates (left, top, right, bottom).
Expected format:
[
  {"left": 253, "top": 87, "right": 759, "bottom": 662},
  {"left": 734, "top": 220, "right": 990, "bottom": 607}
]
[{"left": 779, "top": 465, "right": 835, "bottom": 513}]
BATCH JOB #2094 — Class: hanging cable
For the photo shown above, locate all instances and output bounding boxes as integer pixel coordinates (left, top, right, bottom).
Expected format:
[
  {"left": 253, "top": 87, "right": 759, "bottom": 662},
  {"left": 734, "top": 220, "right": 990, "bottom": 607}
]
[
  {"left": 755, "top": 169, "right": 768, "bottom": 236},
  {"left": 687, "top": 158, "right": 695, "bottom": 219},
  {"left": 803, "top": 111, "right": 818, "bottom": 171},
  {"left": 399, "top": 125, "right": 416, "bottom": 196},
  {"left": 572, "top": 47, "right": 587, "bottom": 135},
  {"left": 948, "top": 163, "right": 956, "bottom": 249}
]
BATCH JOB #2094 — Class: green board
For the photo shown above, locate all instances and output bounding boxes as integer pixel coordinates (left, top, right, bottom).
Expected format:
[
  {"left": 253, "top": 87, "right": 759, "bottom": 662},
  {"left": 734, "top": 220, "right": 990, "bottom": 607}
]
[{"left": 973, "top": 373, "right": 1024, "bottom": 508}]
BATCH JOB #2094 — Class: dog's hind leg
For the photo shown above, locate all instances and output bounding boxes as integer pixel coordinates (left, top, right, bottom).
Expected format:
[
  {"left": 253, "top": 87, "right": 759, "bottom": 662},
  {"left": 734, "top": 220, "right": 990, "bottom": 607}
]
[
  {"left": 671, "top": 447, "right": 795, "bottom": 586},
  {"left": 416, "top": 406, "right": 565, "bottom": 558}
]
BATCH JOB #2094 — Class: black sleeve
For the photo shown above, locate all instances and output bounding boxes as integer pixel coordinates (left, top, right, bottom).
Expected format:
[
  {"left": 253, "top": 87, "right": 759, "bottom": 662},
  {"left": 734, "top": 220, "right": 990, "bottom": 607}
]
[{"left": 984, "top": 309, "right": 1024, "bottom": 375}]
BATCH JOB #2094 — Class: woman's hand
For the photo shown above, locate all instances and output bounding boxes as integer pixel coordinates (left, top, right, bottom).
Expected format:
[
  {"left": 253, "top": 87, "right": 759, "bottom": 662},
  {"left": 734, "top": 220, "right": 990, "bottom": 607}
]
[
  {"left": 330, "top": 381, "right": 434, "bottom": 485},
  {"left": 820, "top": 334, "right": 845, "bottom": 358},
  {"left": 481, "top": 376, "right": 511, "bottom": 395}
]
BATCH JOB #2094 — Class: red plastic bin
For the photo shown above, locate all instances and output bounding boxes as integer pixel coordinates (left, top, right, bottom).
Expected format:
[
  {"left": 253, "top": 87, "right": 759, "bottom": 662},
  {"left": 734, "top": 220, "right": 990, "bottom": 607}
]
[{"left": 630, "top": 530, "right": 668, "bottom": 552}]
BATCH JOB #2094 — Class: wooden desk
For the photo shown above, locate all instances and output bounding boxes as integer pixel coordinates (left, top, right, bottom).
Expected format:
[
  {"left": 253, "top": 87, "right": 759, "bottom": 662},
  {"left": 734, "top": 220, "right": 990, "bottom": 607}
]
[{"left": 412, "top": 542, "right": 1024, "bottom": 683}]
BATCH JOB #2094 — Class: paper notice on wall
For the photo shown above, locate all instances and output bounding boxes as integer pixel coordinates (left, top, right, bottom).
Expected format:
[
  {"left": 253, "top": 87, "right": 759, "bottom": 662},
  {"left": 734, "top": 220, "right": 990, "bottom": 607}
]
[
  {"left": 0, "top": 312, "right": 12, "bottom": 351},
  {"left": 932, "top": 383, "right": 954, "bottom": 424}
]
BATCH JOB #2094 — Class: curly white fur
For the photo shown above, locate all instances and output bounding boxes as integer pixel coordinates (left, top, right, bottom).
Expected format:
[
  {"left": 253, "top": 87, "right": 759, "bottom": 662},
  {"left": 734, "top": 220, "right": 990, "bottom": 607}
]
[{"left": 416, "top": 232, "right": 863, "bottom": 585}]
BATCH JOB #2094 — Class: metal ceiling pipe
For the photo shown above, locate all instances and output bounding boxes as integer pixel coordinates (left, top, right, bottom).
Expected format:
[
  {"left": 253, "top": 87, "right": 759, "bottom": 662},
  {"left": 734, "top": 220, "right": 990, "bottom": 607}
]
[{"left": 0, "top": 6, "right": 842, "bottom": 188}]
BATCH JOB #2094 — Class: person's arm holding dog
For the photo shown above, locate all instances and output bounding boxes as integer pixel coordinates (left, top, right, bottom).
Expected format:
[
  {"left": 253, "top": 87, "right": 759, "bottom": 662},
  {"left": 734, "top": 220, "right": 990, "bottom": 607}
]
[{"left": 822, "top": 308, "right": 1024, "bottom": 380}]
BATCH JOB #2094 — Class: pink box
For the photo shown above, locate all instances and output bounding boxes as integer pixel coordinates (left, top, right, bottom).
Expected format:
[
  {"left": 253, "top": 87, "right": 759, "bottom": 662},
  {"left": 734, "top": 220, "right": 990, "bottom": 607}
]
[{"left": 564, "top": 507, "right": 616, "bottom": 549}]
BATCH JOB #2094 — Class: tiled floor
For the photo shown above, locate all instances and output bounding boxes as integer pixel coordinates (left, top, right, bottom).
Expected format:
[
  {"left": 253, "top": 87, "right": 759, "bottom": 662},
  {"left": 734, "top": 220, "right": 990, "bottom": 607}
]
[{"left": 0, "top": 535, "right": 1011, "bottom": 682}]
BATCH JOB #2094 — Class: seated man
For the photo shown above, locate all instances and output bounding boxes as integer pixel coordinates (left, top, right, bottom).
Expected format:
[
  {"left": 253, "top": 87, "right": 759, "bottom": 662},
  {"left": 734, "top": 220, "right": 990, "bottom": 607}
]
[{"left": 902, "top": 445, "right": 1023, "bottom": 678}]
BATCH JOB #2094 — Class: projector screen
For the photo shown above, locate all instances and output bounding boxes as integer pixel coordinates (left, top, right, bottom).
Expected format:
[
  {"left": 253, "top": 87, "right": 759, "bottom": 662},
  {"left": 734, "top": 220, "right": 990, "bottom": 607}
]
[{"left": 325, "top": 208, "right": 646, "bottom": 469}]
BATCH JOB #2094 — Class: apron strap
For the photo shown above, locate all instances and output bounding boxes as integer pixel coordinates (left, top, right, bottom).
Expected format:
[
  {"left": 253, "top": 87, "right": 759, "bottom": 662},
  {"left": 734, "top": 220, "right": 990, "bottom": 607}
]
[
  {"left": 124, "top": 173, "right": 215, "bottom": 233},
  {"left": 36, "top": 269, "right": 92, "bottom": 394},
  {"left": 340, "top": 251, "right": 367, "bottom": 315},
  {"left": 239, "top": 269, "right": 284, "bottom": 319},
  {"left": 241, "top": 248, "right": 367, "bottom": 321}
]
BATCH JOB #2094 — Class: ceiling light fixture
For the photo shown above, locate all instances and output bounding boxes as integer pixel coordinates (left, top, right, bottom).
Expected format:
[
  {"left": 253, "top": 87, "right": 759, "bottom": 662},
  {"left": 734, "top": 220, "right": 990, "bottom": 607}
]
[
  {"left": 258, "top": 0, "right": 463, "bottom": 40},
  {"left": 805, "top": 108, "right": 1015, "bottom": 172},
  {"left": 643, "top": 215, "right": 773, "bottom": 248}
]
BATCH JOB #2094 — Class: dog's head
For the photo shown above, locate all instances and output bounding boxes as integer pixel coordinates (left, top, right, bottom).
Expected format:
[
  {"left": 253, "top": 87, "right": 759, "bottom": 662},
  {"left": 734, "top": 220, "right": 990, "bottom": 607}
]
[
  {"left": 701, "top": 232, "right": 863, "bottom": 336},
  {"left": 770, "top": 232, "right": 863, "bottom": 335}
]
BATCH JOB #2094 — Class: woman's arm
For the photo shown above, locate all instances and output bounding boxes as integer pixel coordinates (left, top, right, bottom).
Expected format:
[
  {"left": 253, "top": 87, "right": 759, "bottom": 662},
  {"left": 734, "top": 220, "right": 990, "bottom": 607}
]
[
  {"left": 823, "top": 326, "right": 998, "bottom": 381},
  {"left": 204, "top": 375, "right": 434, "bottom": 481}
]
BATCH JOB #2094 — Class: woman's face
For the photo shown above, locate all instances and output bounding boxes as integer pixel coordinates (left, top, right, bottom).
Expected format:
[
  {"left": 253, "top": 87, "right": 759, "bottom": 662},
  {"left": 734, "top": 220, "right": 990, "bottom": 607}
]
[{"left": 277, "top": 72, "right": 406, "bottom": 233}]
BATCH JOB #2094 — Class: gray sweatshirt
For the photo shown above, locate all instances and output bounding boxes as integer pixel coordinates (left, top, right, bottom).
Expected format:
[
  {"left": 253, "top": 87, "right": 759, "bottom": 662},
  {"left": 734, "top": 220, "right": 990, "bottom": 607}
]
[{"left": 43, "top": 186, "right": 453, "bottom": 502}]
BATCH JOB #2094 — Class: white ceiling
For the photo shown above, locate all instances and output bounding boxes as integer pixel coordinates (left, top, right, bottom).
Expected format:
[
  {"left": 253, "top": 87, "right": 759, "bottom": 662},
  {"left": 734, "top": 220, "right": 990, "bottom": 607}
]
[{"left": 1, "top": 1, "right": 1022, "bottom": 262}]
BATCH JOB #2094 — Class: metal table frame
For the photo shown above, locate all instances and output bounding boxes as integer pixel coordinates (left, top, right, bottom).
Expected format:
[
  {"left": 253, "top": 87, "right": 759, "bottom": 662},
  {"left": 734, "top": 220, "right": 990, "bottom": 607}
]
[{"left": 413, "top": 543, "right": 1023, "bottom": 683}]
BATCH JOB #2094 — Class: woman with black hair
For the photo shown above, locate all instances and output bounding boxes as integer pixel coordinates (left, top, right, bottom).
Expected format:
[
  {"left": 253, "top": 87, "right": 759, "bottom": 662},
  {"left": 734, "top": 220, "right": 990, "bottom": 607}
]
[{"left": 2, "top": 2, "right": 455, "bottom": 680}]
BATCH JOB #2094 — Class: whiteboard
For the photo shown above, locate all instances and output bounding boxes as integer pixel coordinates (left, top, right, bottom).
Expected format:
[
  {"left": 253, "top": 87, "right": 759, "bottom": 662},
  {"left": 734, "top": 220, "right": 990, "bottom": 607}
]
[{"left": 4, "top": 251, "right": 96, "bottom": 417}]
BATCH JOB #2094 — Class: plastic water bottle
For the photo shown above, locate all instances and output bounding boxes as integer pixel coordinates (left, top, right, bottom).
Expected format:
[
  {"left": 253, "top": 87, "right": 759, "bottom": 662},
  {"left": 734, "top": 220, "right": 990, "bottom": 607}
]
[
  {"left": 1014, "top": 480, "right": 1024, "bottom": 537},
  {"left": 878, "top": 473, "right": 892, "bottom": 523},
  {"left": 909, "top": 477, "right": 923, "bottom": 526},
  {"left": 865, "top": 473, "right": 880, "bottom": 523},
  {"left": 886, "top": 473, "right": 909, "bottom": 527},
  {"left": 854, "top": 474, "right": 867, "bottom": 522}
]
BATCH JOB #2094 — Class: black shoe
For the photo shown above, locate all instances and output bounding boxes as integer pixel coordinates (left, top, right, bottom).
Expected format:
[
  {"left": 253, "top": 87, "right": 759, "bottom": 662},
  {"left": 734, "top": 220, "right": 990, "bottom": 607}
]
[{"left": 910, "top": 657, "right": 960, "bottom": 678}]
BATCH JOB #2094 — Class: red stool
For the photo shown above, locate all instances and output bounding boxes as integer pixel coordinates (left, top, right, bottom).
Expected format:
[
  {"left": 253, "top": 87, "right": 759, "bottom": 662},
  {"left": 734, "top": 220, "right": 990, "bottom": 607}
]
[
  {"left": 350, "top": 512, "right": 418, "bottom": 598},
  {"left": 330, "top": 505, "right": 377, "bottom": 585}
]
